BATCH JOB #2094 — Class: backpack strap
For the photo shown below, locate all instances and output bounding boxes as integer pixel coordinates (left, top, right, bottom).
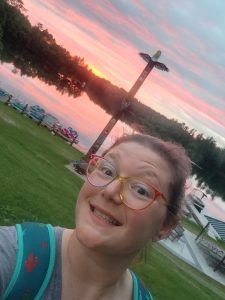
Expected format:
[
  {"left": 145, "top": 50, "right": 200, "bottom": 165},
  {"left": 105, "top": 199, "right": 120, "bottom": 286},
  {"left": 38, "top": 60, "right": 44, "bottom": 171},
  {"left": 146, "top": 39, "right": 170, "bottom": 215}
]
[
  {"left": 2, "top": 222, "right": 55, "bottom": 300},
  {"left": 131, "top": 271, "right": 153, "bottom": 300}
]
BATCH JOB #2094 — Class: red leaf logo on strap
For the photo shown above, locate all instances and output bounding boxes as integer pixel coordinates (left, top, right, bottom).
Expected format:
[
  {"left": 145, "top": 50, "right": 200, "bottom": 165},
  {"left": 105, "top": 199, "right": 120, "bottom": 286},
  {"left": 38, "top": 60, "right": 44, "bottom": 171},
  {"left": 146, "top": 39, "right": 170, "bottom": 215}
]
[
  {"left": 25, "top": 253, "right": 39, "bottom": 272},
  {"left": 41, "top": 241, "right": 47, "bottom": 248}
]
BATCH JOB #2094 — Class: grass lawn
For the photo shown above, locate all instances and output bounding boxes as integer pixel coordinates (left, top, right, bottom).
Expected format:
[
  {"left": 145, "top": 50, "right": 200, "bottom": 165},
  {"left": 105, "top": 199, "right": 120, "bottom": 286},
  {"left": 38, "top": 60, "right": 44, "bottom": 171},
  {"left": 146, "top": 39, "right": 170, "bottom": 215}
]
[
  {"left": 0, "top": 103, "right": 83, "bottom": 227},
  {"left": 132, "top": 243, "right": 225, "bottom": 300},
  {"left": 181, "top": 216, "right": 202, "bottom": 235},
  {"left": 1, "top": 102, "right": 225, "bottom": 299}
]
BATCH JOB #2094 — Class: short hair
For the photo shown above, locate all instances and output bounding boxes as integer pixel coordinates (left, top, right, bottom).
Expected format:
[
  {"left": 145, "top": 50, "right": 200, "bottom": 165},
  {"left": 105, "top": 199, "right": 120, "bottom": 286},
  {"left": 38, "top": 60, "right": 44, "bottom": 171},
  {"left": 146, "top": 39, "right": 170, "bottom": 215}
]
[{"left": 103, "top": 134, "right": 192, "bottom": 223}]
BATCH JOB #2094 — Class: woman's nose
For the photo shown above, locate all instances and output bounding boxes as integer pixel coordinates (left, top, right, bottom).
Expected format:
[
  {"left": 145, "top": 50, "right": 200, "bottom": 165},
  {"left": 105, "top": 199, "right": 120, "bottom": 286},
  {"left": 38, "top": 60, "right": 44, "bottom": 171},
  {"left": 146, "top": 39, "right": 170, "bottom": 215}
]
[{"left": 101, "top": 179, "right": 123, "bottom": 205}]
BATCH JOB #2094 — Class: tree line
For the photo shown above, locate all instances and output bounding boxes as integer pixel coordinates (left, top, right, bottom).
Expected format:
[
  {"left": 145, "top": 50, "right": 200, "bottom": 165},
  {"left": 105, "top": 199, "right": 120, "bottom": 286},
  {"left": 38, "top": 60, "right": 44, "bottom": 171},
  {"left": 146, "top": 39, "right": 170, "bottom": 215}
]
[{"left": 1, "top": 0, "right": 225, "bottom": 201}]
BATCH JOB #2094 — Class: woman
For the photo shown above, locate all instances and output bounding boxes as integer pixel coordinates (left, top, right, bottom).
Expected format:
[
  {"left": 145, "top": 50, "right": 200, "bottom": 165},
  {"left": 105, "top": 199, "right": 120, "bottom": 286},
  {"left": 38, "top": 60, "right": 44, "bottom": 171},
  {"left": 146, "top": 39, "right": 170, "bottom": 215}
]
[{"left": 0, "top": 134, "right": 192, "bottom": 300}]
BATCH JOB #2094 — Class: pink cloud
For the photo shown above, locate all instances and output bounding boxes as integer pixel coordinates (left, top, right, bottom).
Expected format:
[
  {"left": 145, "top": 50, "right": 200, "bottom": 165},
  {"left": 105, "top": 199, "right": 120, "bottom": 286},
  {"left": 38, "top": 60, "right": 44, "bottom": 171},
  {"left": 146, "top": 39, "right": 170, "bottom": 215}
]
[{"left": 6, "top": 0, "right": 225, "bottom": 148}]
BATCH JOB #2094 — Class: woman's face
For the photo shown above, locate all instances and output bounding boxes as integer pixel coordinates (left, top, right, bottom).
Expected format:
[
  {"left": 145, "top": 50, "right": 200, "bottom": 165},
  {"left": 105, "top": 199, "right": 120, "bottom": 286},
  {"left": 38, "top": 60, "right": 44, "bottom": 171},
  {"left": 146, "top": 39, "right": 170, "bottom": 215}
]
[{"left": 75, "top": 141, "right": 173, "bottom": 256}]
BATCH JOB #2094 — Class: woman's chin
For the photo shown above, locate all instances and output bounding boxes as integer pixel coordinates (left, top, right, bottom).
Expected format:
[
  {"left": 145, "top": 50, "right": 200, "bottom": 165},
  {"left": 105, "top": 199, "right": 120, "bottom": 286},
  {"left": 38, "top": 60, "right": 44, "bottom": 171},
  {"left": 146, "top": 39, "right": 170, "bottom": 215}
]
[{"left": 75, "top": 225, "right": 106, "bottom": 250}]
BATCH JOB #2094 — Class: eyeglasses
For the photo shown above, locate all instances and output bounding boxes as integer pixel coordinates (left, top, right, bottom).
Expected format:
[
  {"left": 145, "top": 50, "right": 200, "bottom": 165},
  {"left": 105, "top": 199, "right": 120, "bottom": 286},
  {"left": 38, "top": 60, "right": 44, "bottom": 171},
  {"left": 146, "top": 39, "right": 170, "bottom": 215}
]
[{"left": 86, "top": 155, "right": 168, "bottom": 211}]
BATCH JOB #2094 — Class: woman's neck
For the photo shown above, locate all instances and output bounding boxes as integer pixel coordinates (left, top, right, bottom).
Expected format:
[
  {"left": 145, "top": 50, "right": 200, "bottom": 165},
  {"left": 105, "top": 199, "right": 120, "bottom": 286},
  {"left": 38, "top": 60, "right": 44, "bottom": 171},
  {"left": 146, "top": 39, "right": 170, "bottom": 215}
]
[{"left": 61, "top": 229, "right": 133, "bottom": 300}]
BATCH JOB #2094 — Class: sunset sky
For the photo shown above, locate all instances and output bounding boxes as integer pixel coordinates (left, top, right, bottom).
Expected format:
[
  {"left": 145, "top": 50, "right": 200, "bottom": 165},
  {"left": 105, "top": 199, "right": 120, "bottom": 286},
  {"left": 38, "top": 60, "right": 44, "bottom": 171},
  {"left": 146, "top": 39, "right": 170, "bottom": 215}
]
[
  {"left": 1, "top": 0, "right": 225, "bottom": 149},
  {"left": 1, "top": 0, "right": 225, "bottom": 219}
]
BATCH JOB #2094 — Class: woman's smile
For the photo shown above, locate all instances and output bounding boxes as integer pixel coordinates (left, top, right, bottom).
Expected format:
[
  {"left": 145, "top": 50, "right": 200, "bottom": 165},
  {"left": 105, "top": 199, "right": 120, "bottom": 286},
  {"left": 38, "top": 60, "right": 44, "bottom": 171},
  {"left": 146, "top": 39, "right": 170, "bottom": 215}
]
[{"left": 90, "top": 203, "right": 122, "bottom": 226}]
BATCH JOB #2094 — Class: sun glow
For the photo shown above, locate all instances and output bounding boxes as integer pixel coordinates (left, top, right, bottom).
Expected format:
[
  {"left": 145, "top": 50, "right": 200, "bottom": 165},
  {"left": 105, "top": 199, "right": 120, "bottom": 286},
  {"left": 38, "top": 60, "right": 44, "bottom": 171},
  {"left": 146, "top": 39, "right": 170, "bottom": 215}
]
[{"left": 88, "top": 64, "right": 107, "bottom": 79}]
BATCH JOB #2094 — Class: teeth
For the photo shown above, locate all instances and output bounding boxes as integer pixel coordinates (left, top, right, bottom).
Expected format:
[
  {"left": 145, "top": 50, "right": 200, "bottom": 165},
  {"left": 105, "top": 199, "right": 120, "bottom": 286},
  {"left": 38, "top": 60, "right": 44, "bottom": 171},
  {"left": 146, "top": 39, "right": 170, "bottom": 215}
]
[{"left": 93, "top": 208, "right": 120, "bottom": 226}]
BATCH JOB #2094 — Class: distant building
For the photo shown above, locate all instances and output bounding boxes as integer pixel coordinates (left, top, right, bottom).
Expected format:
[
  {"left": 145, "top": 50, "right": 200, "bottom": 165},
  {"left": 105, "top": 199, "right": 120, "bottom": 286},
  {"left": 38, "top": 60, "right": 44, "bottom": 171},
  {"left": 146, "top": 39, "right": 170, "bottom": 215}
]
[{"left": 186, "top": 190, "right": 221, "bottom": 240}]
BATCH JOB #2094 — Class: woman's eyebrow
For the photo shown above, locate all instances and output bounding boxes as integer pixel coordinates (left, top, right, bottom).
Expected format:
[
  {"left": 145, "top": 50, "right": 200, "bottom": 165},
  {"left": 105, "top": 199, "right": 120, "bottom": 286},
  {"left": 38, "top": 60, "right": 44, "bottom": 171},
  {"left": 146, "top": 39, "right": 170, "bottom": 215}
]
[
  {"left": 141, "top": 170, "right": 159, "bottom": 180},
  {"left": 105, "top": 152, "right": 120, "bottom": 161},
  {"left": 136, "top": 167, "right": 161, "bottom": 185},
  {"left": 104, "top": 154, "right": 161, "bottom": 184}
]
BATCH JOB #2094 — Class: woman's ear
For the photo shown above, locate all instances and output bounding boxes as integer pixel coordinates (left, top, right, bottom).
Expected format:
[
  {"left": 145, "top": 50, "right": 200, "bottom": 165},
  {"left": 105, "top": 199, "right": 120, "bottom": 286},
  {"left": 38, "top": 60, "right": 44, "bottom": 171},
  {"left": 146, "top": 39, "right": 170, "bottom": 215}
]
[{"left": 152, "top": 218, "right": 179, "bottom": 242}]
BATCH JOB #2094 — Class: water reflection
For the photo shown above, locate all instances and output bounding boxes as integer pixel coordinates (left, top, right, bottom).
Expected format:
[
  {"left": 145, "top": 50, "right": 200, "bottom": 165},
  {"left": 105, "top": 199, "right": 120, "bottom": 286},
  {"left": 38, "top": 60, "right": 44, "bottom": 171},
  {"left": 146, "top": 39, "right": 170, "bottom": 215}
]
[{"left": 0, "top": 63, "right": 132, "bottom": 153}]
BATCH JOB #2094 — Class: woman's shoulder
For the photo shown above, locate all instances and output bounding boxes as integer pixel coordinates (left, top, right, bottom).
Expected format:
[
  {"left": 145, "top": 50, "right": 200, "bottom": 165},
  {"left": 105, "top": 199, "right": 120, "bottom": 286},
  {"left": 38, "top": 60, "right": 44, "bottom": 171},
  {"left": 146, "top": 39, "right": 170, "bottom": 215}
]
[
  {"left": 54, "top": 225, "right": 66, "bottom": 239},
  {"left": 130, "top": 271, "right": 154, "bottom": 300},
  {"left": 0, "top": 225, "right": 18, "bottom": 256},
  {"left": 0, "top": 225, "right": 18, "bottom": 296},
  {"left": 0, "top": 223, "right": 66, "bottom": 300},
  {"left": 0, "top": 225, "right": 17, "bottom": 240}
]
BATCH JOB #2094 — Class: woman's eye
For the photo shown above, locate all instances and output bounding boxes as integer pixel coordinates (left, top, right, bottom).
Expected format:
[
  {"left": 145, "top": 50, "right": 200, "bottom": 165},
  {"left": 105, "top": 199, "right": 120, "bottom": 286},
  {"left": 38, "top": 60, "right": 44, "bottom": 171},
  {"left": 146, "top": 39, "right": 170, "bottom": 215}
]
[
  {"left": 135, "top": 186, "right": 149, "bottom": 196},
  {"left": 131, "top": 183, "right": 153, "bottom": 199},
  {"left": 101, "top": 166, "right": 114, "bottom": 176},
  {"left": 137, "top": 187, "right": 147, "bottom": 195},
  {"left": 98, "top": 162, "right": 115, "bottom": 177}
]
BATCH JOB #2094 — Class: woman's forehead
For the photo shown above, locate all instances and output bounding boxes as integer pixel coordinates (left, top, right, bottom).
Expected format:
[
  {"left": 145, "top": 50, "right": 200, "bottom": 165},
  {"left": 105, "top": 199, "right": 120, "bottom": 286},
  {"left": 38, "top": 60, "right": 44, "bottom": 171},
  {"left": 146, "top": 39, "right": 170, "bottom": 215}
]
[
  {"left": 106, "top": 141, "right": 157, "bottom": 160},
  {"left": 105, "top": 141, "right": 171, "bottom": 192},
  {"left": 105, "top": 142, "right": 169, "bottom": 172}
]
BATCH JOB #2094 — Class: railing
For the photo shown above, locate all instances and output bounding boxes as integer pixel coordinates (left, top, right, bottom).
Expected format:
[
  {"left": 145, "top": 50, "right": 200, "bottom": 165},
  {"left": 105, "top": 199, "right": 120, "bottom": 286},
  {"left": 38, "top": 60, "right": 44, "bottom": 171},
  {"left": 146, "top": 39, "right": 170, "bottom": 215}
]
[
  {"left": 196, "top": 237, "right": 225, "bottom": 272},
  {"left": 168, "top": 224, "right": 184, "bottom": 241}
]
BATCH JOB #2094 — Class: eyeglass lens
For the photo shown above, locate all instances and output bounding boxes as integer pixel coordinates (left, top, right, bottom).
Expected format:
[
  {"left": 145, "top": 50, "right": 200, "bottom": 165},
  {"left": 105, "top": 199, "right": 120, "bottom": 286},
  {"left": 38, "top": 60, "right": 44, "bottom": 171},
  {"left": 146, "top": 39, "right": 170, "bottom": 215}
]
[{"left": 87, "top": 157, "right": 157, "bottom": 210}]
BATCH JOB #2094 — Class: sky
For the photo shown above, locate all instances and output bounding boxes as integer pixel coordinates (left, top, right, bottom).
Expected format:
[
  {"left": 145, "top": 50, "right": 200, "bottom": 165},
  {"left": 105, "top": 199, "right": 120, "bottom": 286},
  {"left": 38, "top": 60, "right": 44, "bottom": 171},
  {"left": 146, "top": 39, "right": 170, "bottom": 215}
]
[
  {"left": 0, "top": 0, "right": 225, "bottom": 219},
  {"left": 0, "top": 0, "right": 225, "bottom": 148}
]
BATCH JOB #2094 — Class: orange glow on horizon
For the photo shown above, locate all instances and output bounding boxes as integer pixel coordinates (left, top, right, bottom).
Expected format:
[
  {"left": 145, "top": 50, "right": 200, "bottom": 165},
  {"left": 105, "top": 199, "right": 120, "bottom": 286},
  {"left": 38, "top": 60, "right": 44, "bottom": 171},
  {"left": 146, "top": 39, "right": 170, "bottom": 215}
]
[{"left": 88, "top": 64, "right": 108, "bottom": 79}]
